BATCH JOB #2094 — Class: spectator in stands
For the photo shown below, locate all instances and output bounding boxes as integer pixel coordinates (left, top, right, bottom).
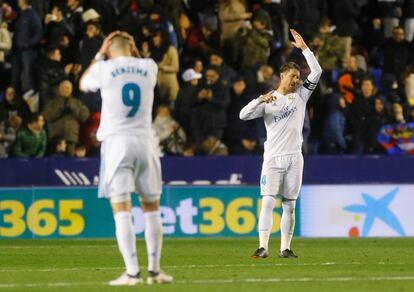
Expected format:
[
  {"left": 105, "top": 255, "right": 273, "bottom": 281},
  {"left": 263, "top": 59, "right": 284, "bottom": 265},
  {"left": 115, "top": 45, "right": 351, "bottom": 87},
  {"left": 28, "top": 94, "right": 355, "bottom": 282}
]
[
  {"left": 185, "top": 14, "right": 220, "bottom": 62},
  {"left": 77, "top": 21, "right": 103, "bottom": 73},
  {"left": 153, "top": 104, "right": 187, "bottom": 155},
  {"left": 376, "top": 0, "right": 403, "bottom": 38},
  {"left": 259, "top": 0, "right": 286, "bottom": 50},
  {"left": 218, "top": 0, "right": 251, "bottom": 66},
  {"left": 191, "top": 65, "right": 230, "bottom": 147},
  {"left": 174, "top": 68, "right": 202, "bottom": 140},
  {"left": 13, "top": 112, "right": 46, "bottom": 158},
  {"left": 192, "top": 58, "right": 204, "bottom": 74},
  {"left": 0, "top": 86, "right": 30, "bottom": 123},
  {"left": 243, "top": 64, "right": 276, "bottom": 96},
  {"left": 49, "top": 136, "right": 67, "bottom": 157},
  {"left": 338, "top": 55, "right": 367, "bottom": 104},
  {"left": 311, "top": 17, "right": 345, "bottom": 72},
  {"left": 74, "top": 142, "right": 86, "bottom": 158},
  {"left": 0, "top": 21, "right": 11, "bottom": 90},
  {"left": 66, "top": 0, "right": 84, "bottom": 48},
  {"left": 0, "top": 115, "right": 21, "bottom": 157},
  {"left": 218, "top": 0, "right": 251, "bottom": 42},
  {"left": 403, "top": 64, "right": 414, "bottom": 106},
  {"left": 331, "top": 0, "right": 360, "bottom": 59},
  {"left": 322, "top": 93, "right": 347, "bottom": 154},
  {"left": 284, "top": 0, "right": 327, "bottom": 41},
  {"left": 146, "top": 28, "right": 180, "bottom": 102},
  {"left": 349, "top": 78, "right": 377, "bottom": 153},
  {"left": 367, "top": 96, "right": 391, "bottom": 153},
  {"left": 240, "top": 12, "right": 272, "bottom": 69},
  {"left": 76, "top": 21, "right": 102, "bottom": 112},
  {"left": 11, "top": 0, "right": 42, "bottom": 98},
  {"left": 381, "top": 73, "right": 404, "bottom": 104},
  {"left": 209, "top": 50, "right": 236, "bottom": 87},
  {"left": 201, "top": 135, "right": 229, "bottom": 156},
  {"left": 42, "top": 80, "right": 89, "bottom": 156},
  {"left": 37, "top": 47, "right": 70, "bottom": 108},
  {"left": 390, "top": 102, "right": 406, "bottom": 124},
  {"left": 407, "top": 105, "right": 414, "bottom": 122},
  {"left": 44, "top": 2, "right": 74, "bottom": 48},
  {"left": 404, "top": 0, "right": 414, "bottom": 41},
  {"left": 226, "top": 76, "right": 256, "bottom": 153},
  {"left": 381, "top": 26, "right": 413, "bottom": 83}
]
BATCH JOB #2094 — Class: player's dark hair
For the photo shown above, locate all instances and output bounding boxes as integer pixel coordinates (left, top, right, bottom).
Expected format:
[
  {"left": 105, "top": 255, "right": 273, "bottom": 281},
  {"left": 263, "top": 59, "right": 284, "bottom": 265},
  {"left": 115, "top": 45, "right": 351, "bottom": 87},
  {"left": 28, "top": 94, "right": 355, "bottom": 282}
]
[{"left": 280, "top": 62, "right": 300, "bottom": 74}]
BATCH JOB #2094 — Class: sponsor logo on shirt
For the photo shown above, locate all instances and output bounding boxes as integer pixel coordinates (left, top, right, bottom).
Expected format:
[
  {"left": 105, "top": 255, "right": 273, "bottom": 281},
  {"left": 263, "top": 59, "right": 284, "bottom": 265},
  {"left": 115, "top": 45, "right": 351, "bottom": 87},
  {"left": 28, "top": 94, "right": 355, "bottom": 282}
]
[{"left": 273, "top": 106, "right": 297, "bottom": 123}]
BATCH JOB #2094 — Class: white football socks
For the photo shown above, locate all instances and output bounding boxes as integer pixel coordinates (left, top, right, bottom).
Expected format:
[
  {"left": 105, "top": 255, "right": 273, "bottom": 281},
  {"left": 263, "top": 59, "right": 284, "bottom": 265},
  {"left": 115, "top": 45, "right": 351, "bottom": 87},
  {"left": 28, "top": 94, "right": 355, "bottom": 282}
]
[
  {"left": 114, "top": 211, "right": 139, "bottom": 276},
  {"left": 280, "top": 199, "right": 296, "bottom": 251},
  {"left": 258, "top": 196, "right": 276, "bottom": 250},
  {"left": 144, "top": 210, "right": 163, "bottom": 272}
]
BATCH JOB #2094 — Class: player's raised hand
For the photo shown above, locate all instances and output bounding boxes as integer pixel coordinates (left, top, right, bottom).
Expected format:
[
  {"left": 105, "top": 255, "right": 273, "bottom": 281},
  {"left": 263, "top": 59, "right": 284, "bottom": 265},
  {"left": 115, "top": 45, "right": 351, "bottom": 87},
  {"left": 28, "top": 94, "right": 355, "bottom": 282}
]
[
  {"left": 258, "top": 90, "right": 275, "bottom": 104},
  {"left": 99, "top": 30, "right": 123, "bottom": 55},
  {"left": 290, "top": 29, "right": 308, "bottom": 51},
  {"left": 120, "top": 32, "right": 141, "bottom": 57}
]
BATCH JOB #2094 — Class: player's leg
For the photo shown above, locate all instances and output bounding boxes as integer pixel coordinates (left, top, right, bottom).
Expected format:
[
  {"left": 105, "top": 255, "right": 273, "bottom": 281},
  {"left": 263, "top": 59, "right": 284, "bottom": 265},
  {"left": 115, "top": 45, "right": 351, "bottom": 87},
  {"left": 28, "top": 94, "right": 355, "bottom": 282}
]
[
  {"left": 101, "top": 137, "right": 142, "bottom": 285},
  {"left": 279, "top": 154, "right": 303, "bottom": 258},
  {"left": 252, "top": 159, "right": 284, "bottom": 258},
  {"left": 109, "top": 195, "right": 142, "bottom": 285},
  {"left": 140, "top": 199, "right": 172, "bottom": 284},
  {"left": 136, "top": 142, "right": 172, "bottom": 284}
]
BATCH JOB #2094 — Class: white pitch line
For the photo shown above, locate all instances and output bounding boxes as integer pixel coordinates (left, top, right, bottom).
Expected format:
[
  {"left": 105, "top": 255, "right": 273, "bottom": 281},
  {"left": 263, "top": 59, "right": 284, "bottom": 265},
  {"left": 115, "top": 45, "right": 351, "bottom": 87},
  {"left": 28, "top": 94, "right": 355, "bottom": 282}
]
[
  {"left": 0, "top": 262, "right": 404, "bottom": 273},
  {"left": 0, "top": 276, "right": 413, "bottom": 288},
  {"left": 0, "top": 245, "right": 117, "bottom": 249}
]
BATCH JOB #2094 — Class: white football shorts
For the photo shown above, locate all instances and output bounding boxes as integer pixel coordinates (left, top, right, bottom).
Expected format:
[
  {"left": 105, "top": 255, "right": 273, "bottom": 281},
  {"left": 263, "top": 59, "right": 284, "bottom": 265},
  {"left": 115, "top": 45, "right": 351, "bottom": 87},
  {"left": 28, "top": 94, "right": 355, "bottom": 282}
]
[
  {"left": 98, "top": 135, "right": 162, "bottom": 203},
  {"left": 260, "top": 153, "right": 304, "bottom": 199}
]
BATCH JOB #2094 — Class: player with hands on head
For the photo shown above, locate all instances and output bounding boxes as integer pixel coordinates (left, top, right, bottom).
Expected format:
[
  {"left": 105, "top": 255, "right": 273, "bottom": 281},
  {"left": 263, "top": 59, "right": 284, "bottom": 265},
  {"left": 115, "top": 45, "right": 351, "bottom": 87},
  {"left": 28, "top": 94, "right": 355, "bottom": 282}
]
[
  {"left": 80, "top": 31, "right": 173, "bottom": 286},
  {"left": 240, "top": 29, "right": 322, "bottom": 259}
]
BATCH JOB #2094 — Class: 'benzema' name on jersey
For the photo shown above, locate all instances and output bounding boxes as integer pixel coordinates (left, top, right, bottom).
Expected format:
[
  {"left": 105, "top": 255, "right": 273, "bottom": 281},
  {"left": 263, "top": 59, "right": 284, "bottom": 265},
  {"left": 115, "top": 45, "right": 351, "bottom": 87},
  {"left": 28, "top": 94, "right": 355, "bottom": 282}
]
[{"left": 111, "top": 66, "right": 148, "bottom": 78}]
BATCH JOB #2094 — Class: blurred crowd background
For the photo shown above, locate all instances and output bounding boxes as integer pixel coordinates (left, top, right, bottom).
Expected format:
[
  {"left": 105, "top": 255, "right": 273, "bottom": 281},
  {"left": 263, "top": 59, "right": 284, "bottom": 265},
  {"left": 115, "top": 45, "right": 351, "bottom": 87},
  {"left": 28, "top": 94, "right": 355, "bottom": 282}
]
[{"left": 0, "top": 0, "right": 414, "bottom": 158}]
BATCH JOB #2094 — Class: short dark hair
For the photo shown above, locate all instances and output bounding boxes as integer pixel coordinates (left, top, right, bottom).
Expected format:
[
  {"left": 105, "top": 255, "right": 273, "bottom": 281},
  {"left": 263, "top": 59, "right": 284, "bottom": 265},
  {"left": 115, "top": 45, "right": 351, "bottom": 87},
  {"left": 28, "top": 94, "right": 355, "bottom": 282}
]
[
  {"left": 280, "top": 62, "right": 300, "bottom": 74},
  {"left": 205, "top": 65, "right": 220, "bottom": 75},
  {"left": 26, "top": 113, "right": 41, "bottom": 126}
]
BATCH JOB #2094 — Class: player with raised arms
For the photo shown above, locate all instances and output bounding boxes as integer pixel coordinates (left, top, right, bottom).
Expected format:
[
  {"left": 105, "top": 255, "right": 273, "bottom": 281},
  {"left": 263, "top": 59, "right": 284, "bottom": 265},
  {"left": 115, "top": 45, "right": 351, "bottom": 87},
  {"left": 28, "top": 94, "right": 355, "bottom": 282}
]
[
  {"left": 80, "top": 31, "right": 172, "bottom": 285},
  {"left": 240, "top": 29, "right": 322, "bottom": 259}
]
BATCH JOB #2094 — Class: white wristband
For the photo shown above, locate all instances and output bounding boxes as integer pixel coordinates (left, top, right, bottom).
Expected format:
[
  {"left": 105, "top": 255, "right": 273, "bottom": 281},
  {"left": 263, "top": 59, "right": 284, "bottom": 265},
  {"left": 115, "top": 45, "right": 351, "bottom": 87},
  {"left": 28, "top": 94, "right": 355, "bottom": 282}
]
[{"left": 94, "top": 52, "right": 105, "bottom": 61}]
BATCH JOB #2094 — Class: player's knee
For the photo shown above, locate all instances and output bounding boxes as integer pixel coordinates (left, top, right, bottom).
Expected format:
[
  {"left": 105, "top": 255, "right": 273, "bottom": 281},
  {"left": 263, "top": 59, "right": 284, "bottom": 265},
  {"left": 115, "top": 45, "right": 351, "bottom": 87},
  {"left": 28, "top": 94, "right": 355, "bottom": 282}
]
[
  {"left": 262, "top": 195, "right": 276, "bottom": 210},
  {"left": 110, "top": 193, "right": 132, "bottom": 213},
  {"left": 282, "top": 198, "right": 296, "bottom": 214},
  {"left": 141, "top": 200, "right": 159, "bottom": 212}
]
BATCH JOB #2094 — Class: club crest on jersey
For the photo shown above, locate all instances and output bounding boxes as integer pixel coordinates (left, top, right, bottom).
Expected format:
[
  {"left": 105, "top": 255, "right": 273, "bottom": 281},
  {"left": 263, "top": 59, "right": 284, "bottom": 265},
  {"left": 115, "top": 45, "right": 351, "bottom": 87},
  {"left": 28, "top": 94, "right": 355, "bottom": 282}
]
[{"left": 287, "top": 93, "right": 295, "bottom": 101}]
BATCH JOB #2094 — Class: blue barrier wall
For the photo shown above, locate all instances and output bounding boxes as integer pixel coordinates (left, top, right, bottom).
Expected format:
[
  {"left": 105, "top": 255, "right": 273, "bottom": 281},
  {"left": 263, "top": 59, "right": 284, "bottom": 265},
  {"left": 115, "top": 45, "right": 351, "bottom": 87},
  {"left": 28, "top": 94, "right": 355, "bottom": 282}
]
[{"left": 0, "top": 156, "right": 413, "bottom": 187}]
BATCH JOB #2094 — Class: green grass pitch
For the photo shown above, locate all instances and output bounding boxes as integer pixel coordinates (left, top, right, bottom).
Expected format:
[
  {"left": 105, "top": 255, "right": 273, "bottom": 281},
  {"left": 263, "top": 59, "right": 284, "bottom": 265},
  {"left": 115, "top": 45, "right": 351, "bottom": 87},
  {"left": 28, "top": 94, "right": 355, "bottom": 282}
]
[{"left": 1, "top": 238, "right": 414, "bottom": 291}]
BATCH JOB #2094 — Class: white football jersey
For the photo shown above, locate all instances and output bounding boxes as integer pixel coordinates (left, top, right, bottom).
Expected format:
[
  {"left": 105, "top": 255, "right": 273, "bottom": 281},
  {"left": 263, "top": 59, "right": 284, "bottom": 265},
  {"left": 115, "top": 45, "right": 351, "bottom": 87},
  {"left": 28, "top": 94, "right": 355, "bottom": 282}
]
[
  {"left": 239, "top": 48, "right": 322, "bottom": 161},
  {"left": 80, "top": 57, "right": 158, "bottom": 141}
]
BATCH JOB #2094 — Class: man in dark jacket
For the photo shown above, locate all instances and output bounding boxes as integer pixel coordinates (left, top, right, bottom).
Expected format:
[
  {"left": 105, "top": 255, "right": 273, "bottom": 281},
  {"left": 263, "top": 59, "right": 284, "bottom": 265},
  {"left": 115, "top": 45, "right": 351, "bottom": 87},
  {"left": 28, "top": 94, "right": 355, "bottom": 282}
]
[
  {"left": 37, "top": 47, "right": 68, "bottom": 108},
  {"left": 349, "top": 78, "right": 377, "bottom": 153},
  {"left": 283, "top": 0, "right": 327, "bottom": 41},
  {"left": 382, "top": 26, "right": 412, "bottom": 82},
  {"left": 191, "top": 65, "right": 230, "bottom": 147},
  {"left": 11, "top": 0, "right": 42, "bottom": 96},
  {"left": 226, "top": 76, "right": 261, "bottom": 154},
  {"left": 174, "top": 68, "right": 202, "bottom": 141}
]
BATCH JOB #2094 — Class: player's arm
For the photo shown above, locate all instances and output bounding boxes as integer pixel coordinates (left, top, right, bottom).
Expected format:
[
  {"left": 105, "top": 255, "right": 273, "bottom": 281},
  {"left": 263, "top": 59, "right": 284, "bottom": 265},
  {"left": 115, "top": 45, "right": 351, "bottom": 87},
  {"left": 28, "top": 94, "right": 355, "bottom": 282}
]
[
  {"left": 79, "top": 31, "right": 121, "bottom": 92},
  {"left": 239, "top": 90, "right": 273, "bottom": 120},
  {"left": 290, "top": 29, "right": 322, "bottom": 99}
]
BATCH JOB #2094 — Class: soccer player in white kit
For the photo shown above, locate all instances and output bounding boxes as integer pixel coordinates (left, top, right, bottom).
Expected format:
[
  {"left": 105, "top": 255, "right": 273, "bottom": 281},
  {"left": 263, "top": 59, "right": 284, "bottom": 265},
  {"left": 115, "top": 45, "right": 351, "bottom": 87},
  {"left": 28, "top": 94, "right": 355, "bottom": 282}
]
[
  {"left": 80, "top": 31, "right": 173, "bottom": 285},
  {"left": 240, "top": 30, "right": 322, "bottom": 259}
]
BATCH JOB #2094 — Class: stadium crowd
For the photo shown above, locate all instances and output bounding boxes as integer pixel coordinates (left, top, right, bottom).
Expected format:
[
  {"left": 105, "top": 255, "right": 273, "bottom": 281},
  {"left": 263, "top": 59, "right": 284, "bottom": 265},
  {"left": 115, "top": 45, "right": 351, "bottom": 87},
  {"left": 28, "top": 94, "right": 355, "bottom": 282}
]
[{"left": 0, "top": 0, "right": 414, "bottom": 157}]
